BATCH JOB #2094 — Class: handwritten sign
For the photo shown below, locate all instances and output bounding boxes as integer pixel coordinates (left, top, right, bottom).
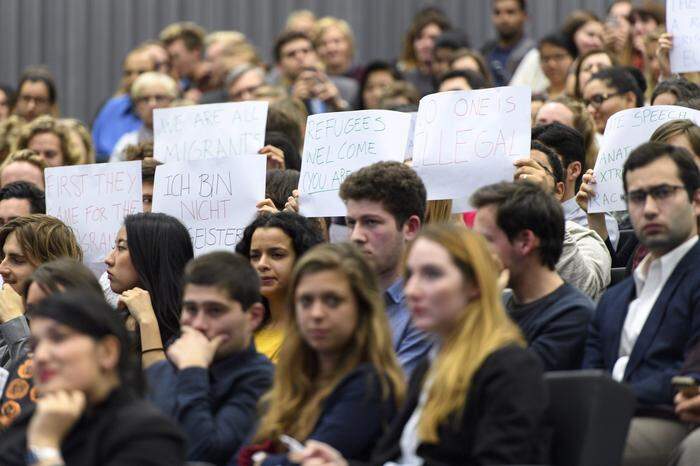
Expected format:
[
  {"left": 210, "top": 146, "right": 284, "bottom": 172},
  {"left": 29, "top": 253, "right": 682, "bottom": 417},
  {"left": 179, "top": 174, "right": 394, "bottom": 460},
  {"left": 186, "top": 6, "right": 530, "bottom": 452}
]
[
  {"left": 299, "top": 110, "right": 412, "bottom": 217},
  {"left": 667, "top": 0, "right": 700, "bottom": 73},
  {"left": 45, "top": 161, "right": 142, "bottom": 263},
  {"left": 152, "top": 156, "right": 265, "bottom": 255},
  {"left": 153, "top": 101, "right": 268, "bottom": 163},
  {"left": 590, "top": 105, "right": 700, "bottom": 212},
  {"left": 412, "top": 86, "right": 531, "bottom": 200},
  {"left": 405, "top": 112, "right": 418, "bottom": 161}
]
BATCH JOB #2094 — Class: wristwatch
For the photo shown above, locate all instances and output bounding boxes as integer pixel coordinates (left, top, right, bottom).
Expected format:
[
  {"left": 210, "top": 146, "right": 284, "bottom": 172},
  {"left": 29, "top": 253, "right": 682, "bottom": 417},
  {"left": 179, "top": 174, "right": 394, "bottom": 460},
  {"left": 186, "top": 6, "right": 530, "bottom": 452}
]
[{"left": 25, "top": 446, "right": 64, "bottom": 465}]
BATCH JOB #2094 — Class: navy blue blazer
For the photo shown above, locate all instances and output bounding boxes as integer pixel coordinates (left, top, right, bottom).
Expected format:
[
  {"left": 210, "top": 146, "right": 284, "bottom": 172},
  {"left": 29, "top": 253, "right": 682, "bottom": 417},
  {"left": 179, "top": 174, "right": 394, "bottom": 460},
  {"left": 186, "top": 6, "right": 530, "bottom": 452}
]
[{"left": 582, "top": 240, "right": 700, "bottom": 407}]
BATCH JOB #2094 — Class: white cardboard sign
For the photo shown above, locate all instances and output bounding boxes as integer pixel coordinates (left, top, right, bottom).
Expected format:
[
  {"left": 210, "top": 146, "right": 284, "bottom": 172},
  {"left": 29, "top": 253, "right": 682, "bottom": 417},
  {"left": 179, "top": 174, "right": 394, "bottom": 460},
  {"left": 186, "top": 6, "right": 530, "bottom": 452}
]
[
  {"left": 590, "top": 105, "right": 700, "bottom": 213},
  {"left": 299, "top": 110, "right": 412, "bottom": 217},
  {"left": 667, "top": 0, "right": 700, "bottom": 73},
  {"left": 412, "top": 86, "right": 531, "bottom": 201},
  {"left": 153, "top": 101, "right": 268, "bottom": 163},
  {"left": 44, "top": 161, "right": 142, "bottom": 263},
  {"left": 151, "top": 156, "right": 266, "bottom": 255}
]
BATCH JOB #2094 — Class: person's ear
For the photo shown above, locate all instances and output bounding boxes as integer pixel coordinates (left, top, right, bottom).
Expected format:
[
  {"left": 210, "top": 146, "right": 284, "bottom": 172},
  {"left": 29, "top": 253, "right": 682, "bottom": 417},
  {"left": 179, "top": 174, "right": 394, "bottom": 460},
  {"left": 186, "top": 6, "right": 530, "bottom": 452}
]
[
  {"left": 402, "top": 215, "right": 422, "bottom": 242},
  {"left": 692, "top": 188, "right": 700, "bottom": 217},
  {"left": 513, "top": 229, "right": 540, "bottom": 257},
  {"left": 623, "top": 90, "right": 637, "bottom": 108},
  {"left": 568, "top": 161, "right": 582, "bottom": 182},
  {"left": 554, "top": 181, "right": 566, "bottom": 201},
  {"left": 96, "top": 336, "right": 121, "bottom": 372},
  {"left": 247, "top": 303, "right": 265, "bottom": 332}
]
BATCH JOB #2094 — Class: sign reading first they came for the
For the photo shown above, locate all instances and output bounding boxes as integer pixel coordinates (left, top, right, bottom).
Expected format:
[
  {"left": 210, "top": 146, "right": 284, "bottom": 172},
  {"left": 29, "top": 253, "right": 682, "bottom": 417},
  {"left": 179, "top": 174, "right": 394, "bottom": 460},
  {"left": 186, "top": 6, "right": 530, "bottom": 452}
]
[
  {"left": 412, "top": 86, "right": 532, "bottom": 202},
  {"left": 152, "top": 101, "right": 268, "bottom": 163},
  {"left": 45, "top": 161, "right": 143, "bottom": 263},
  {"left": 151, "top": 156, "right": 266, "bottom": 255},
  {"left": 590, "top": 105, "right": 700, "bottom": 213}
]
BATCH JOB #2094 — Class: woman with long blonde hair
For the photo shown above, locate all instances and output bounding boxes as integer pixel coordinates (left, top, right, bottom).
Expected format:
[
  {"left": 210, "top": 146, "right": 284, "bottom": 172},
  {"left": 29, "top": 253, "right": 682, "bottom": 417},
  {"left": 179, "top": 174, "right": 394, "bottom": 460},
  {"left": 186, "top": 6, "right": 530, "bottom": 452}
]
[
  {"left": 296, "top": 225, "right": 549, "bottom": 465},
  {"left": 240, "top": 242, "right": 405, "bottom": 465}
]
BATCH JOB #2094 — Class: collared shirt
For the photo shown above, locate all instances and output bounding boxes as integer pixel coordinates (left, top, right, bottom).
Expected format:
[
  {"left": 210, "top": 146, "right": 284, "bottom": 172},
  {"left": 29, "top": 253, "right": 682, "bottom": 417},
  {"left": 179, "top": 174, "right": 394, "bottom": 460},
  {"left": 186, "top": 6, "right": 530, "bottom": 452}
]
[
  {"left": 91, "top": 94, "right": 142, "bottom": 162},
  {"left": 562, "top": 197, "right": 620, "bottom": 250},
  {"left": 385, "top": 278, "right": 432, "bottom": 378},
  {"left": 613, "top": 235, "right": 699, "bottom": 381}
]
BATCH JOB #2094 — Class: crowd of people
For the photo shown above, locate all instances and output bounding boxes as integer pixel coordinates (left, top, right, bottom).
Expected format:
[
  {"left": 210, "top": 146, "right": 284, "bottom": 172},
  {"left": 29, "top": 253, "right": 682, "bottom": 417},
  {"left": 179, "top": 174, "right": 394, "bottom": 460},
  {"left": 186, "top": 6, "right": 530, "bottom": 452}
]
[{"left": 0, "top": 0, "right": 699, "bottom": 465}]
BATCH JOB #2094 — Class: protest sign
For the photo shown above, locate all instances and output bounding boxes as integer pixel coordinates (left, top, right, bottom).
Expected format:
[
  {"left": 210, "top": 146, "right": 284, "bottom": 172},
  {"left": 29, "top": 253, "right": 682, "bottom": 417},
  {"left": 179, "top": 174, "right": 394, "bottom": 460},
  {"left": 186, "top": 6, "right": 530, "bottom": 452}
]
[
  {"left": 667, "top": 0, "right": 700, "bottom": 73},
  {"left": 405, "top": 112, "right": 418, "bottom": 161},
  {"left": 590, "top": 105, "right": 700, "bottom": 213},
  {"left": 412, "top": 86, "right": 531, "bottom": 201},
  {"left": 153, "top": 101, "right": 268, "bottom": 163},
  {"left": 45, "top": 161, "right": 142, "bottom": 263},
  {"left": 299, "top": 110, "right": 412, "bottom": 217},
  {"left": 152, "top": 156, "right": 266, "bottom": 255}
]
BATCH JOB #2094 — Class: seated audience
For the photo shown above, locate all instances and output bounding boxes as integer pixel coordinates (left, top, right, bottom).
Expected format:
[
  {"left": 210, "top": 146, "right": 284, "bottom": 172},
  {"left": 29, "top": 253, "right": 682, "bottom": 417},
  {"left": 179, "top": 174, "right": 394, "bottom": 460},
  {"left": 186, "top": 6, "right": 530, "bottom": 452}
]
[
  {"left": 15, "top": 116, "right": 77, "bottom": 167},
  {"left": 472, "top": 178, "right": 594, "bottom": 371},
  {"left": 0, "top": 292, "right": 185, "bottom": 465},
  {"left": 0, "top": 150, "right": 46, "bottom": 189},
  {"left": 0, "top": 181, "right": 45, "bottom": 226},
  {"left": 236, "top": 212, "right": 324, "bottom": 362},
  {"left": 573, "top": 48, "right": 617, "bottom": 99},
  {"left": 147, "top": 252, "right": 273, "bottom": 465},
  {"left": 241, "top": 242, "right": 404, "bottom": 465},
  {"left": 358, "top": 61, "right": 401, "bottom": 110},
  {"left": 339, "top": 161, "right": 432, "bottom": 375},
  {"left": 295, "top": 225, "right": 549, "bottom": 465},
  {"left": 583, "top": 142, "right": 700, "bottom": 466},
  {"left": 583, "top": 66, "right": 643, "bottom": 135},
  {"left": 13, "top": 67, "right": 57, "bottom": 123}
]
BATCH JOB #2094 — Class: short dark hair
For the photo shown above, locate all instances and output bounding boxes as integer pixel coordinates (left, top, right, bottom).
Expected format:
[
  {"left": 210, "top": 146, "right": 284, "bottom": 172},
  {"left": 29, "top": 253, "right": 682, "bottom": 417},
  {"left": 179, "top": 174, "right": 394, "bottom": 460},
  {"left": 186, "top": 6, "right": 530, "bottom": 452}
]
[
  {"left": 493, "top": 0, "right": 527, "bottom": 12},
  {"left": 267, "top": 106, "right": 303, "bottom": 153},
  {"left": 532, "top": 122, "right": 585, "bottom": 188},
  {"left": 184, "top": 251, "right": 261, "bottom": 310},
  {"left": 339, "top": 161, "right": 427, "bottom": 226},
  {"left": 17, "top": 66, "right": 57, "bottom": 105},
  {"left": 0, "top": 180, "right": 45, "bottom": 214},
  {"left": 538, "top": 33, "right": 577, "bottom": 59},
  {"left": 531, "top": 140, "right": 564, "bottom": 185},
  {"left": 434, "top": 29, "right": 471, "bottom": 51},
  {"left": 0, "top": 84, "right": 16, "bottom": 109},
  {"left": 273, "top": 30, "right": 313, "bottom": 63},
  {"left": 589, "top": 66, "right": 644, "bottom": 107},
  {"left": 359, "top": 61, "right": 402, "bottom": 110},
  {"left": 438, "top": 69, "right": 486, "bottom": 90},
  {"left": 677, "top": 97, "right": 700, "bottom": 111},
  {"left": 471, "top": 181, "right": 565, "bottom": 270},
  {"left": 235, "top": 211, "right": 324, "bottom": 261},
  {"left": 265, "top": 169, "right": 299, "bottom": 210},
  {"left": 651, "top": 77, "right": 700, "bottom": 105},
  {"left": 265, "top": 130, "right": 301, "bottom": 171},
  {"left": 623, "top": 142, "right": 700, "bottom": 199}
]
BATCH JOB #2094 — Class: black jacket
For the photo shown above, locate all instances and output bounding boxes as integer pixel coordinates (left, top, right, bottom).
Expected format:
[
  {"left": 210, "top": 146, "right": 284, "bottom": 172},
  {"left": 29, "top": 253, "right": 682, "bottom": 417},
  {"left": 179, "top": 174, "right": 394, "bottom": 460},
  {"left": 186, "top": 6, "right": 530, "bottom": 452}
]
[{"left": 356, "top": 345, "right": 550, "bottom": 466}]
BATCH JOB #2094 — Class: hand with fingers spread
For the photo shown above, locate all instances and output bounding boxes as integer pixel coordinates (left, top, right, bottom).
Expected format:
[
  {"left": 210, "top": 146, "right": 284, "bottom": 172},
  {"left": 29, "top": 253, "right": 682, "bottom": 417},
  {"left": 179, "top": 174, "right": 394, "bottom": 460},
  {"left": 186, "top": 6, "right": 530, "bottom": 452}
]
[
  {"left": 28, "top": 390, "right": 86, "bottom": 449},
  {"left": 167, "top": 326, "right": 228, "bottom": 369},
  {"left": 257, "top": 198, "right": 280, "bottom": 214},
  {"left": 0, "top": 283, "right": 24, "bottom": 323},
  {"left": 259, "top": 145, "right": 285, "bottom": 170}
]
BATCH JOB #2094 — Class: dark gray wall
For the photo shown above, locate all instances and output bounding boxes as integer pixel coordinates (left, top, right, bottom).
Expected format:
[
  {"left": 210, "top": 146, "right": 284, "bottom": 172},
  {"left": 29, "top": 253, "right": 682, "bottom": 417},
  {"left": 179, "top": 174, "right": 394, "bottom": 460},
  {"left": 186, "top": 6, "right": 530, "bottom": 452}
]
[{"left": 0, "top": 0, "right": 610, "bottom": 123}]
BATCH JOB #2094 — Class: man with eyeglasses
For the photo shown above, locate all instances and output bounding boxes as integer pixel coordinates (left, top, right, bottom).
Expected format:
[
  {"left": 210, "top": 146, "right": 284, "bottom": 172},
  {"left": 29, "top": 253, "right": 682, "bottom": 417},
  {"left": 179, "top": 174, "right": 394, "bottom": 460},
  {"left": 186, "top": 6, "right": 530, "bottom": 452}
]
[
  {"left": 13, "top": 67, "right": 56, "bottom": 123},
  {"left": 110, "top": 72, "right": 177, "bottom": 162},
  {"left": 583, "top": 142, "right": 700, "bottom": 466}
]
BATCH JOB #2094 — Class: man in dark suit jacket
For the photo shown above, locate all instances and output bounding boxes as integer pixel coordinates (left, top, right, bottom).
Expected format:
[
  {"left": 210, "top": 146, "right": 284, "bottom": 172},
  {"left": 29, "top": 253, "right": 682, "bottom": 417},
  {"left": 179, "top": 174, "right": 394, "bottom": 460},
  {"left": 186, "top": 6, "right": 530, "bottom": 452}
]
[{"left": 583, "top": 142, "right": 700, "bottom": 466}]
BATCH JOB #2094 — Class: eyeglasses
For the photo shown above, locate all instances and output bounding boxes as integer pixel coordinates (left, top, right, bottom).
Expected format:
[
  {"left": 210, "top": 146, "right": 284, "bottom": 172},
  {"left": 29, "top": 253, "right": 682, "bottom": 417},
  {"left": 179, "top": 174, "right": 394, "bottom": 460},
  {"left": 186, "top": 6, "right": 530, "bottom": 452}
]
[
  {"left": 583, "top": 91, "right": 623, "bottom": 108},
  {"left": 135, "top": 94, "right": 174, "bottom": 105},
  {"left": 621, "top": 184, "right": 686, "bottom": 205},
  {"left": 18, "top": 94, "right": 50, "bottom": 106},
  {"left": 540, "top": 53, "right": 571, "bottom": 64}
]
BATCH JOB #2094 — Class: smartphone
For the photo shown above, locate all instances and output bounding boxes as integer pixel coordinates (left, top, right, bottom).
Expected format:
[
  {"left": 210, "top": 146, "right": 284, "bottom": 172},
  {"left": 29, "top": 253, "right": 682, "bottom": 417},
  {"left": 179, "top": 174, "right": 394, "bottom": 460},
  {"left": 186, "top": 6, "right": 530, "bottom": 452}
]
[{"left": 672, "top": 376, "right": 700, "bottom": 397}]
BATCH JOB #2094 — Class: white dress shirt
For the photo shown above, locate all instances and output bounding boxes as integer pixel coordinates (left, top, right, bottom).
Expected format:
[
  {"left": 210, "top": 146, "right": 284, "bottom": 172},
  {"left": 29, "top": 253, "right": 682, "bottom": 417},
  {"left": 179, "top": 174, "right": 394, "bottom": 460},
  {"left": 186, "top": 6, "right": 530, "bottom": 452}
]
[{"left": 612, "top": 235, "right": 698, "bottom": 381}]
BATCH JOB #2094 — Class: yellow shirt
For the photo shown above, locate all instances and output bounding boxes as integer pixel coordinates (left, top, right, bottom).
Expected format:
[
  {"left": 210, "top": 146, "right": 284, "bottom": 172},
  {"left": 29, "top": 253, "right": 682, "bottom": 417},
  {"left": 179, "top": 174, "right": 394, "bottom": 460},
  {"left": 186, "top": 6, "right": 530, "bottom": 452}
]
[{"left": 254, "top": 325, "right": 285, "bottom": 363}]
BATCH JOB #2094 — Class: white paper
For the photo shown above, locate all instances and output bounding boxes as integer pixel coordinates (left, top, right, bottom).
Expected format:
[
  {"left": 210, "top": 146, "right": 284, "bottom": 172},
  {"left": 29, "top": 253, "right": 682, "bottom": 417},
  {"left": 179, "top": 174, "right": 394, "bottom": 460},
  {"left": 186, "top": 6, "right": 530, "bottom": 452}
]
[
  {"left": 44, "top": 161, "right": 142, "bottom": 263},
  {"left": 404, "top": 112, "right": 418, "bottom": 161},
  {"left": 667, "top": 0, "right": 700, "bottom": 73},
  {"left": 299, "top": 110, "right": 412, "bottom": 217},
  {"left": 153, "top": 101, "right": 268, "bottom": 163},
  {"left": 590, "top": 105, "right": 700, "bottom": 213},
  {"left": 151, "top": 156, "right": 266, "bottom": 255},
  {"left": 412, "top": 86, "right": 531, "bottom": 200}
]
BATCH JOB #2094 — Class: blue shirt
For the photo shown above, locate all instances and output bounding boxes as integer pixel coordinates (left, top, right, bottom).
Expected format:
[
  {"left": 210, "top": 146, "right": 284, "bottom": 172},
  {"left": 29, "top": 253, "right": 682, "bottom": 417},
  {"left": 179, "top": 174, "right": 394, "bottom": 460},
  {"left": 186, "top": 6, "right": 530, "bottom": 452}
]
[
  {"left": 385, "top": 278, "right": 432, "bottom": 377},
  {"left": 146, "top": 344, "right": 273, "bottom": 466},
  {"left": 487, "top": 45, "right": 511, "bottom": 87},
  {"left": 91, "top": 94, "right": 142, "bottom": 162}
]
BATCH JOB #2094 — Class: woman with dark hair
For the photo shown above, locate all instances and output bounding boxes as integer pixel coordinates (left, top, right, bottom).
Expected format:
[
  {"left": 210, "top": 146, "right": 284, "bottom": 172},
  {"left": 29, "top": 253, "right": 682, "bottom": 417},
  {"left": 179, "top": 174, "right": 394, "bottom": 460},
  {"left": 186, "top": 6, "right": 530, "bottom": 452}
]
[
  {"left": 573, "top": 49, "right": 617, "bottom": 99},
  {"left": 561, "top": 10, "right": 605, "bottom": 58},
  {"left": 105, "top": 212, "right": 194, "bottom": 368},
  {"left": 0, "top": 292, "right": 185, "bottom": 465},
  {"left": 359, "top": 61, "right": 401, "bottom": 110},
  {"left": 538, "top": 33, "right": 576, "bottom": 99},
  {"left": 582, "top": 66, "right": 642, "bottom": 134},
  {"left": 235, "top": 212, "right": 324, "bottom": 362}
]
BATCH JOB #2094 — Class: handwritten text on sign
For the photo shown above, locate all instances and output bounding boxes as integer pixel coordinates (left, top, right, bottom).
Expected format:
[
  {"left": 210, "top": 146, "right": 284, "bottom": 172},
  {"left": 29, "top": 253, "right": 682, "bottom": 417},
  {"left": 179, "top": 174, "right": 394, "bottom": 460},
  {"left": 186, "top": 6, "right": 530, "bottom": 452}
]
[
  {"left": 45, "top": 161, "right": 142, "bottom": 263},
  {"left": 667, "top": 0, "right": 700, "bottom": 73},
  {"left": 299, "top": 110, "right": 411, "bottom": 217},
  {"left": 152, "top": 156, "right": 266, "bottom": 254},
  {"left": 412, "top": 86, "right": 531, "bottom": 200},
  {"left": 590, "top": 105, "right": 700, "bottom": 212},
  {"left": 153, "top": 101, "right": 268, "bottom": 163}
]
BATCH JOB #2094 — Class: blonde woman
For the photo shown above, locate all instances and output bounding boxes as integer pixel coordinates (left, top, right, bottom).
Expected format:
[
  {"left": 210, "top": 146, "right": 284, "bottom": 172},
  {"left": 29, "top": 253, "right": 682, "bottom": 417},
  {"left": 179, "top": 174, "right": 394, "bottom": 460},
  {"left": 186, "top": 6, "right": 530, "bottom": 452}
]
[
  {"left": 297, "top": 225, "right": 549, "bottom": 465},
  {"left": 241, "top": 242, "right": 405, "bottom": 465}
]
